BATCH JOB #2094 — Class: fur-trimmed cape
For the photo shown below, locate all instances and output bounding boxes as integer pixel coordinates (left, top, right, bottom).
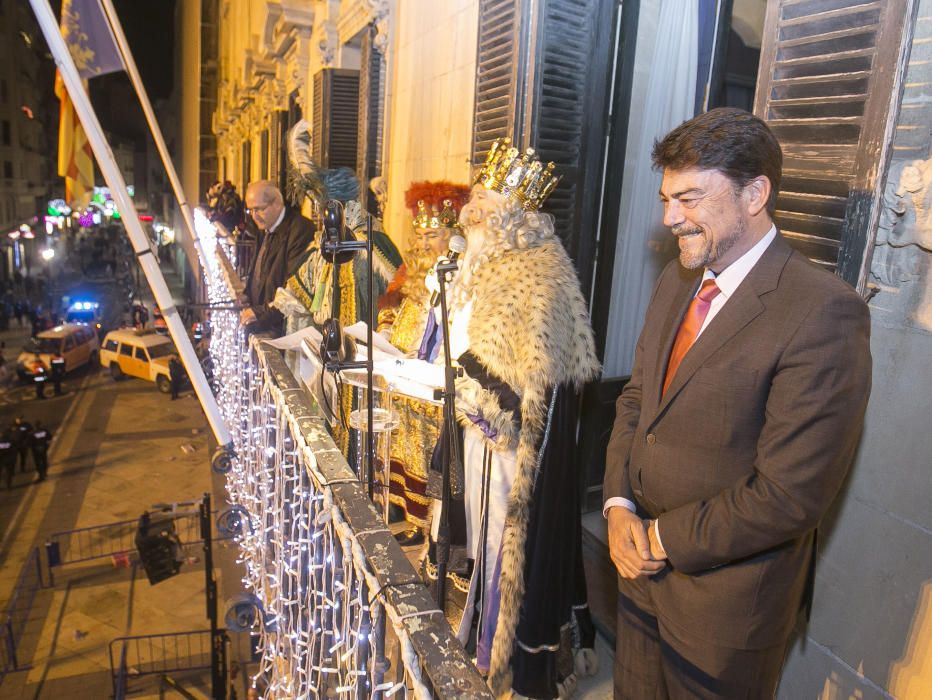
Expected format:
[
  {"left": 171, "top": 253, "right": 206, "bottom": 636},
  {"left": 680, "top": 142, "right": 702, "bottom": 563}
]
[{"left": 454, "top": 238, "right": 600, "bottom": 696}]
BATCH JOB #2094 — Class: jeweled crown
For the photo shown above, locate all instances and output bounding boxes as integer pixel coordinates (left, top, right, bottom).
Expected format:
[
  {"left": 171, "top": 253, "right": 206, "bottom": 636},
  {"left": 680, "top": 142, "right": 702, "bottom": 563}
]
[
  {"left": 413, "top": 199, "right": 460, "bottom": 229},
  {"left": 473, "top": 138, "right": 560, "bottom": 211}
]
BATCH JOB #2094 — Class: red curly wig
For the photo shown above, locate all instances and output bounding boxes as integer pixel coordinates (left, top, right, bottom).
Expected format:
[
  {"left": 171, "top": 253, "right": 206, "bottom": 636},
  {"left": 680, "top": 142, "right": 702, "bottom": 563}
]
[{"left": 404, "top": 180, "right": 471, "bottom": 216}]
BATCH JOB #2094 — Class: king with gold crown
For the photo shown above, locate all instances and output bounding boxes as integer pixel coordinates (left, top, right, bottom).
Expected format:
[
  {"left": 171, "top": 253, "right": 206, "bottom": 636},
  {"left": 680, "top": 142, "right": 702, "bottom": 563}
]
[{"left": 424, "top": 138, "right": 601, "bottom": 700}]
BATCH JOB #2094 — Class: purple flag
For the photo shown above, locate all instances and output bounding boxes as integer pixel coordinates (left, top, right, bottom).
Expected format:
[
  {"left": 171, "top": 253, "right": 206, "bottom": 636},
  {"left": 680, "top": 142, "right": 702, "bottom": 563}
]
[{"left": 61, "top": 0, "right": 124, "bottom": 79}]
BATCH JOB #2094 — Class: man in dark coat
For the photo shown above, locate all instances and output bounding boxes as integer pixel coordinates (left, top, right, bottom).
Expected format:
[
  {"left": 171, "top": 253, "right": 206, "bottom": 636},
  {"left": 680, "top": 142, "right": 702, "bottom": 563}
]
[
  {"left": 168, "top": 357, "right": 184, "bottom": 400},
  {"left": 240, "top": 180, "right": 315, "bottom": 336},
  {"left": 30, "top": 420, "right": 52, "bottom": 482},
  {"left": 0, "top": 431, "right": 15, "bottom": 489},
  {"left": 11, "top": 416, "right": 33, "bottom": 471},
  {"left": 50, "top": 354, "right": 66, "bottom": 395},
  {"left": 603, "top": 109, "right": 872, "bottom": 698}
]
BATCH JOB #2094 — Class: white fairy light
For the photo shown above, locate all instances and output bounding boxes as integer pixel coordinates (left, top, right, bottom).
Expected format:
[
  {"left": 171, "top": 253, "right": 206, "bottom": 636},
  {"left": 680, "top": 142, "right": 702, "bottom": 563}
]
[{"left": 199, "top": 226, "right": 446, "bottom": 700}]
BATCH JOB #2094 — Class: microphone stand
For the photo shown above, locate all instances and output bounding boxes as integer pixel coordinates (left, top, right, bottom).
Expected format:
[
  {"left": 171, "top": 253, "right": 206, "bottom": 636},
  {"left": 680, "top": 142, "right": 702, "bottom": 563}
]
[
  {"left": 321, "top": 208, "right": 376, "bottom": 500},
  {"left": 432, "top": 255, "right": 462, "bottom": 608}
]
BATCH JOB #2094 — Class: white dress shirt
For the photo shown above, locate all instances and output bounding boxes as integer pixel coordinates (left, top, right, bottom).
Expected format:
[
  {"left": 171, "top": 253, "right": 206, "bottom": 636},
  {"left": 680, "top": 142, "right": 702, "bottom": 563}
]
[
  {"left": 267, "top": 206, "right": 286, "bottom": 233},
  {"left": 603, "top": 225, "right": 779, "bottom": 547}
]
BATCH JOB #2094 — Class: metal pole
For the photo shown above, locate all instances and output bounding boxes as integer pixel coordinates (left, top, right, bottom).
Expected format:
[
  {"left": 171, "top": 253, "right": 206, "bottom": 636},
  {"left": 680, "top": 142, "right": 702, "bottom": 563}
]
[
  {"left": 366, "top": 216, "right": 375, "bottom": 502},
  {"left": 28, "top": 0, "right": 233, "bottom": 449},
  {"left": 98, "top": 0, "right": 207, "bottom": 284},
  {"left": 434, "top": 256, "right": 462, "bottom": 608},
  {"left": 201, "top": 493, "right": 226, "bottom": 700}
]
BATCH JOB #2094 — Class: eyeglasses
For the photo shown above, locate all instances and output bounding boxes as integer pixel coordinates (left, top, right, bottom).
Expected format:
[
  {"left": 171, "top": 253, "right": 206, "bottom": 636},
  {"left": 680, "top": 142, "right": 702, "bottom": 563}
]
[{"left": 245, "top": 204, "right": 270, "bottom": 216}]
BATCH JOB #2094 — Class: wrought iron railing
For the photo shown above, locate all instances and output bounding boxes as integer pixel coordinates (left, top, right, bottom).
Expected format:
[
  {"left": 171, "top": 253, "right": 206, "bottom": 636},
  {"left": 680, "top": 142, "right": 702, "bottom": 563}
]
[
  {"left": 0, "top": 546, "right": 44, "bottom": 679},
  {"left": 197, "top": 212, "right": 491, "bottom": 698},
  {"left": 108, "top": 629, "right": 216, "bottom": 699}
]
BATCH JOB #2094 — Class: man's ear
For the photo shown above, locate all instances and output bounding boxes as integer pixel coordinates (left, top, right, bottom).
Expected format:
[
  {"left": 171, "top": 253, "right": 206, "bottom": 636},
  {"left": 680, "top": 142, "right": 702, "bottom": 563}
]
[{"left": 744, "top": 176, "right": 772, "bottom": 217}]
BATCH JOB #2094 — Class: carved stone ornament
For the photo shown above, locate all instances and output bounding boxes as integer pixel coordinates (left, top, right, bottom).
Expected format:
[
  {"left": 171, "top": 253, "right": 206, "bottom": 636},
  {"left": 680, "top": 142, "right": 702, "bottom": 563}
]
[
  {"left": 316, "top": 19, "right": 338, "bottom": 67},
  {"left": 366, "top": 0, "right": 391, "bottom": 54},
  {"left": 870, "top": 157, "right": 932, "bottom": 330}
]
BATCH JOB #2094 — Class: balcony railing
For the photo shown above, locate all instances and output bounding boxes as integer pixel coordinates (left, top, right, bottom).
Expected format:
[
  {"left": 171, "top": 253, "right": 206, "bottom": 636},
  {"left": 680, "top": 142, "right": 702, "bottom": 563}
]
[{"left": 196, "top": 211, "right": 491, "bottom": 699}]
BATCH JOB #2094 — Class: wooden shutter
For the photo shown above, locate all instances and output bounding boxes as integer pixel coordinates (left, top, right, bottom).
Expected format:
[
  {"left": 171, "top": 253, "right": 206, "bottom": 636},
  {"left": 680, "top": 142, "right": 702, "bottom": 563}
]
[
  {"left": 357, "top": 28, "right": 385, "bottom": 213},
  {"left": 754, "top": 0, "right": 918, "bottom": 291},
  {"left": 260, "top": 129, "right": 270, "bottom": 179},
  {"left": 241, "top": 140, "right": 251, "bottom": 191},
  {"left": 471, "top": 0, "right": 614, "bottom": 285},
  {"left": 311, "top": 68, "right": 360, "bottom": 170},
  {"left": 471, "top": 0, "right": 520, "bottom": 166}
]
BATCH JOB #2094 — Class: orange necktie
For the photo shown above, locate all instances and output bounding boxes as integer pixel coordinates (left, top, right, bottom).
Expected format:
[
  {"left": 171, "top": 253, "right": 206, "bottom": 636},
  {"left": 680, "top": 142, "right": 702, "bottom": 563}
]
[{"left": 662, "top": 279, "right": 721, "bottom": 396}]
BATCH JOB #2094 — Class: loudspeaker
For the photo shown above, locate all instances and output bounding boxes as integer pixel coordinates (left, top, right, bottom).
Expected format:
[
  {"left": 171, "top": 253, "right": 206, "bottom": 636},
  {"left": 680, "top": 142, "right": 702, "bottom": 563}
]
[{"left": 135, "top": 512, "right": 182, "bottom": 585}]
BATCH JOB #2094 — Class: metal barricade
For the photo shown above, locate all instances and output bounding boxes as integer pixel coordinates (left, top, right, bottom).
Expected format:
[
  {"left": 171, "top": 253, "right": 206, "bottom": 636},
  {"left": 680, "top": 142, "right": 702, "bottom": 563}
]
[
  {"left": 0, "top": 546, "right": 44, "bottom": 679},
  {"left": 44, "top": 508, "right": 222, "bottom": 585},
  {"left": 202, "top": 229, "right": 492, "bottom": 698},
  {"left": 108, "top": 629, "right": 216, "bottom": 699}
]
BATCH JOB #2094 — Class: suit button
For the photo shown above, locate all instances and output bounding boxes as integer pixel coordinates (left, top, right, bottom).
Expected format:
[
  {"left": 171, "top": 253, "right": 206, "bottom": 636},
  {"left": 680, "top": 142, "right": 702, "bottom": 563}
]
[{"left": 646, "top": 433, "right": 656, "bottom": 445}]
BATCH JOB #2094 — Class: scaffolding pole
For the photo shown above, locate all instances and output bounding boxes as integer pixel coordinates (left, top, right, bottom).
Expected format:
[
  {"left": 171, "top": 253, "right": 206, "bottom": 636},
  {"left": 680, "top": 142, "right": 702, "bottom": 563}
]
[{"left": 29, "top": 0, "right": 233, "bottom": 450}]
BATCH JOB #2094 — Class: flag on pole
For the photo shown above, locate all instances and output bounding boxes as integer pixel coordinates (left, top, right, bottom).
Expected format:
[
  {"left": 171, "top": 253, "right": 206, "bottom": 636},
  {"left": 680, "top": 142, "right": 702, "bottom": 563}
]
[
  {"left": 56, "top": 0, "right": 124, "bottom": 205},
  {"left": 60, "top": 0, "right": 124, "bottom": 79},
  {"left": 55, "top": 72, "right": 94, "bottom": 206}
]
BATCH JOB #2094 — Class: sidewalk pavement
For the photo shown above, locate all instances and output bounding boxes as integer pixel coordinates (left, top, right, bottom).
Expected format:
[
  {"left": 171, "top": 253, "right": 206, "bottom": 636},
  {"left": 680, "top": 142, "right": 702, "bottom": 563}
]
[{"left": 0, "top": 260, "right": 224, "bottom": 699}]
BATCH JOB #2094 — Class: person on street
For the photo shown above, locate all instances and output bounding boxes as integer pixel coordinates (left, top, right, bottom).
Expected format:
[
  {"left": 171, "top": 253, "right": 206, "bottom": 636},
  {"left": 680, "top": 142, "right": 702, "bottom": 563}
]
[
  {"left": 0, "top": 431, "right": 15, "bottom": 490},
  {"left": 11, "top": 416, "right": 33, "bottom": 471},
  {"left": 50, "top": 354, "right": 66, "bottom": 396},
  {"left": 30, "top": 420, "right": 52, "bottom": 482},
  {"left": 34, "top": 367, "right": 47, "bottom": 400},
  {"left": 168, "top": 356, "right": 184, "bottom": 400}
]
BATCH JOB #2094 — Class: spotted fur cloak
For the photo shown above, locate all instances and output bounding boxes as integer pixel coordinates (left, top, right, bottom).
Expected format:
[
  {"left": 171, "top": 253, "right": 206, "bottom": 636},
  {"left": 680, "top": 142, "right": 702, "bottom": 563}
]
[{"left": 453, "top": 238, "right": 600, "bottom": 696}]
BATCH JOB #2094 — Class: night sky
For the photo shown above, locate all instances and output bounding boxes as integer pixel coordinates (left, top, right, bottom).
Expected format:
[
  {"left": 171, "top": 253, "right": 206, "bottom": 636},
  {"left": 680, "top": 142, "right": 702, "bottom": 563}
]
[
  {"left": 111, "top": 0, "right": 176, "bottom": 99},
  {"left": 89, "top": 0, "right": 177, "bottom": 141}
]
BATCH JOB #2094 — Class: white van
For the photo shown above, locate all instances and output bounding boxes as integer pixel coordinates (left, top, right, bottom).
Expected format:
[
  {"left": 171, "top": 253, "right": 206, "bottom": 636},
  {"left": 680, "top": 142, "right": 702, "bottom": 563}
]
[
  {"left": 16, "top": 324, "right": 100, "bottom": 380},
  {"left": 99, "top": 328, "right": 177, "bottom": 392}
]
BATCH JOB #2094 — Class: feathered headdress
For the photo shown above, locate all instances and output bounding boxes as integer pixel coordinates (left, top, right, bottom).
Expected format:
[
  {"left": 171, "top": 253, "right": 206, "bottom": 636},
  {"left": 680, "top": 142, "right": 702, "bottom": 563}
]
[
  {"left": 286, "top": 119, "right": 326, "bottom": 206},
  {"left": 204, "top": 180, "right": 245, "bottom": 232}
]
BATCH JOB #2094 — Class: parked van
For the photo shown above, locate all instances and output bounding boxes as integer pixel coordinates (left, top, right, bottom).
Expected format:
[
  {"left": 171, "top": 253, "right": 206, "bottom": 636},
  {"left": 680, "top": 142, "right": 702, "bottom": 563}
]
[
  {"left": 99, "top": 328, "right": 177, "bottom": 393},
  {"left": 16, "top": 323, "right": 100, "bottom": 380}
]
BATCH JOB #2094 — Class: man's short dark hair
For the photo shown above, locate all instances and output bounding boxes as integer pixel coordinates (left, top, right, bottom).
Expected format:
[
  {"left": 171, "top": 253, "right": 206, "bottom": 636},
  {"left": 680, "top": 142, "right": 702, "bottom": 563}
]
[{"left": 652, "top": 108, "right": 782, "bottom": 216}]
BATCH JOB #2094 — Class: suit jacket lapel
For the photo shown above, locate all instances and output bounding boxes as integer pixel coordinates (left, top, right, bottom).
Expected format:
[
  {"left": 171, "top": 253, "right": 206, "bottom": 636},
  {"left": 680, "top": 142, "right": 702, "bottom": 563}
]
[{"left": 653, "top": 234, "right": 792, "bottom": 419}]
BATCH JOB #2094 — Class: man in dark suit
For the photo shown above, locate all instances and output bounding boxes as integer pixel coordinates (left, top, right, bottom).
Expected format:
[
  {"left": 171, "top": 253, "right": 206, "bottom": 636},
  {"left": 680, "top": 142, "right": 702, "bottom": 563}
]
[
  {"left": 603, "top": 108, "right": 872, "bottom": 698},
  {"left": 240, "top": 180, "right": 315, "bottom": 336}
]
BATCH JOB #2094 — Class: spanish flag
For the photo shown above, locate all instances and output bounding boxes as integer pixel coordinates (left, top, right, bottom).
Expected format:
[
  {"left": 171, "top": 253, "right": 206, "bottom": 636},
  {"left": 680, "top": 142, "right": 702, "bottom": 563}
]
[
  {"left": 57, "top": 0, "right": 125, "bottom": 205},
  {"left": 55, "top": 71, "right": 94, "bottom": 206}
]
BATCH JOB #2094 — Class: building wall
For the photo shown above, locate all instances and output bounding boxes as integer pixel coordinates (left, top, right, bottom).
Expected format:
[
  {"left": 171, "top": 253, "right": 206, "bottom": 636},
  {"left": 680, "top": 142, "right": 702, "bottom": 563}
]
[
  {"left": 777, "top": 4, "right": 932, "bottom": 698},
  {"left": 211, "top": 0, "right": 479, "bottom": 250},
  {"left": 382, "top": 0, "right": 478, "bottom": 247},
  {"left": 0, "top": 0, "right": 54, "bottom": 234},
  {"left": 179, "top": 0, "right": 203, "bottom": 211}
]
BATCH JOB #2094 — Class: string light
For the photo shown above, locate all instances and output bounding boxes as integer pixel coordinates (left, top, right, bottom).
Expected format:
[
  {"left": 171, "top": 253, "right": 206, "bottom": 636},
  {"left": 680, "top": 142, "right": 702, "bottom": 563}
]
[{"left": 195, "top": 213, "right": 435, "bottom": 700}]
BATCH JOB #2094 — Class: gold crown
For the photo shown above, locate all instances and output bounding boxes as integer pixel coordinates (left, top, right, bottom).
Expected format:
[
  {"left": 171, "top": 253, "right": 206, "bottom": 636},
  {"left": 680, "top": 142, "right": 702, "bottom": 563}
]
[
  {"left": 473, "top": 138, "right": 560, "bottom": 211},
  {"left": 413, "top": 199, "right": 460, "bottom": 229}
]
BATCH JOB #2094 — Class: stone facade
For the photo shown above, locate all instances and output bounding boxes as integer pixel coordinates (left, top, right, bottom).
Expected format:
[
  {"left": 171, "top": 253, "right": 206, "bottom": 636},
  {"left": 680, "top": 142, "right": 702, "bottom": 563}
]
[
  {"left": 778, "top": 4, "right": 932, "bottom": 699},
  {"left": 207, "top": 0, "right": 478, "bottom": 250}
]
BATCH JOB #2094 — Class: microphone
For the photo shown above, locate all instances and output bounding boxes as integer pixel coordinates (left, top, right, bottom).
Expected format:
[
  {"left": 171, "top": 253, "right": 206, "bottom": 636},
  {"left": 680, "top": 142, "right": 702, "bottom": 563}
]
[
  {"left": 321, "top": 200, "right": 356, "bottom": 264},
  {"left": 430, "top": 235, "right": 467, "bottom": 307}
]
